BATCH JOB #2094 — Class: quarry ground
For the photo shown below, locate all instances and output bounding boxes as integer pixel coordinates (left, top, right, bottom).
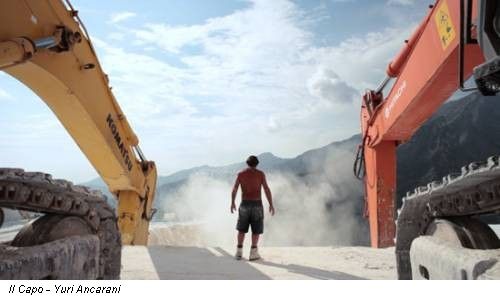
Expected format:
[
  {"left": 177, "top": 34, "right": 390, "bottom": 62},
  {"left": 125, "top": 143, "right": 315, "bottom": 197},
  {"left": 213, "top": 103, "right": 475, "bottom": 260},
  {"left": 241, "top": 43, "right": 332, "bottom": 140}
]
[
  {"left": 121, "top": 223, "right": 396, "bottom": 279},
  {"left": 2, "top": 221, "right": 500, "bottom": 280},
  {"left": 121, "top": 245, "right": 396, "bottom": 279}
]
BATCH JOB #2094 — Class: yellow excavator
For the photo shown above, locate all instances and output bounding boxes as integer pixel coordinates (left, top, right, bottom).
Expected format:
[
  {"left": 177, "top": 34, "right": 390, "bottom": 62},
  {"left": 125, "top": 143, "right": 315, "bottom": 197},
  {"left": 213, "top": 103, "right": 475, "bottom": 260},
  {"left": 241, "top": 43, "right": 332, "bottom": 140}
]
[{"left": 0, "top": 0, "right": 157, "bottom": 279}]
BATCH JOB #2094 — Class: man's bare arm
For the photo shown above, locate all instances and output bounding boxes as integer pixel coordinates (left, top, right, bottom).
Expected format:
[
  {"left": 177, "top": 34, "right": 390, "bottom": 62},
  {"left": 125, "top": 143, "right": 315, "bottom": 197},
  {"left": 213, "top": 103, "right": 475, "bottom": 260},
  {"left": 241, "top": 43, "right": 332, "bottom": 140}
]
[
  {"left": 231, "top": 176, "right": 240, "bottom": 213},
  {"left": 263, "top": 174, "right": 275, "bottom": 215}
]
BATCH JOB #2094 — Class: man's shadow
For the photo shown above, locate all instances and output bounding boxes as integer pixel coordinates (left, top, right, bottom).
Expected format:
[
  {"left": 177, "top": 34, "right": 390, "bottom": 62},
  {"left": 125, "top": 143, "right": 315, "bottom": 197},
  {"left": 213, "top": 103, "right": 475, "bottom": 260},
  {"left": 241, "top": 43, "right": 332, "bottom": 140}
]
[
  {"left": 255, "top": 259, "right": 366, "bottom": 280},
  {"left": 214, "top": 247, "right": 366, "bottom": 280}
]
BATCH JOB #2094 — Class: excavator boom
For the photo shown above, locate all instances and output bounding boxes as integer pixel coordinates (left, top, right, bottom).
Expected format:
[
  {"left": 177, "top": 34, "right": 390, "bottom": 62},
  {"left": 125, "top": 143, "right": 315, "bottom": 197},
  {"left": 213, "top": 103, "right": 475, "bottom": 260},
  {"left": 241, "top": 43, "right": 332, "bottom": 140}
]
[
  {"left": 0, "top": 0, "right": 157, "bottom": 279},
  {"left": 361, "top": 0, "right": 484, "bottom": 248},
  {"left": 358, "top": 0, "right": 500, "bottom": 279}
]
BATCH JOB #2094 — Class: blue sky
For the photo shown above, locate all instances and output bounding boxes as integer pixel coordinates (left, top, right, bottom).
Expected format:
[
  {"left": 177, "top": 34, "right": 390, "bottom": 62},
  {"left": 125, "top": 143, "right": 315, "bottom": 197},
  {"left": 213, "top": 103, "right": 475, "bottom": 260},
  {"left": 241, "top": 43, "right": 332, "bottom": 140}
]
[{"left": 0, "top": 0, "right": 429, "bottom": 182}]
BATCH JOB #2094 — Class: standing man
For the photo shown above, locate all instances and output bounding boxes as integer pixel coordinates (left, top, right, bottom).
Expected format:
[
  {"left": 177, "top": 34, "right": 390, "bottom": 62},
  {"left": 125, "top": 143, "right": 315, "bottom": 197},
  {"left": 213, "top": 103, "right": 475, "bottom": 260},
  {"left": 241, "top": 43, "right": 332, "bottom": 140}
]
[{"left": 231, "top": 155, "right": 275, "bottom": 261}]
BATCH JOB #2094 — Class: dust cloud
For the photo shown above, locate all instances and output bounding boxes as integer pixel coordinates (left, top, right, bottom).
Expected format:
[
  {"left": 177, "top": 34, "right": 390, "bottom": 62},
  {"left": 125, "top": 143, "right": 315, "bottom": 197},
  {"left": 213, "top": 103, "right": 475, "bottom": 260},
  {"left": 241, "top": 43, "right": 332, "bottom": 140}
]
[{"left": 156, "top": 150, "right": 368, "bottom": 247}]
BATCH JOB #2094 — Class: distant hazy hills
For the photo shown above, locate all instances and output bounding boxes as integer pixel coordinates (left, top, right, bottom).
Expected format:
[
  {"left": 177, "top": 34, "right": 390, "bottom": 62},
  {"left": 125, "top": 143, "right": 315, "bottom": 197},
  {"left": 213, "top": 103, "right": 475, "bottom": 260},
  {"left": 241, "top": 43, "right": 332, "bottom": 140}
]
[
  {"left": 155, "top": 135, "right": 361, "bottom": 200},
  {"left": 84, "top": 135, "right": 363, "bottom": 209},
  {"left": 397, "top": 92, "right": 500, "bottom": 201}
]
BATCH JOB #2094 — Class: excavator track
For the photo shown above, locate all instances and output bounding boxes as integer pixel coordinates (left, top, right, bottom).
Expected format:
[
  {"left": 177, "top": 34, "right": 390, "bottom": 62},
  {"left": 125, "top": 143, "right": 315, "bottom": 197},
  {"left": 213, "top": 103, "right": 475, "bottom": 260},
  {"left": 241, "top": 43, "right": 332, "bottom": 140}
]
[
  {"left": 0, "top": 168, "right": 121, "bottom": 279},
  {"left": 396, "top": 156, "right": 500, "bottom": 279}
]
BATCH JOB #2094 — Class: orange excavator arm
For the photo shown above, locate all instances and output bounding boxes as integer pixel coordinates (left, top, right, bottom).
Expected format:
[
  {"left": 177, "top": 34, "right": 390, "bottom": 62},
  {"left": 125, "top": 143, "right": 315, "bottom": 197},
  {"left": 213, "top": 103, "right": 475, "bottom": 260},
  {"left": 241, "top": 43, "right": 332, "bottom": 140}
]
[{"left": 357, "top": 0, "right": 500, "bottom": 248}]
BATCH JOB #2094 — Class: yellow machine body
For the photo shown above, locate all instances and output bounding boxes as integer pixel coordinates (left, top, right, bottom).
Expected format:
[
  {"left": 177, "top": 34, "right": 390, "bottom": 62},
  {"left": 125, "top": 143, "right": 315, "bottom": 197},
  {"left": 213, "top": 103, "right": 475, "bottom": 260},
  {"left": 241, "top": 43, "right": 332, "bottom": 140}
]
[{"left": 0, "top": 0, "right": 157, "bottom": 245}]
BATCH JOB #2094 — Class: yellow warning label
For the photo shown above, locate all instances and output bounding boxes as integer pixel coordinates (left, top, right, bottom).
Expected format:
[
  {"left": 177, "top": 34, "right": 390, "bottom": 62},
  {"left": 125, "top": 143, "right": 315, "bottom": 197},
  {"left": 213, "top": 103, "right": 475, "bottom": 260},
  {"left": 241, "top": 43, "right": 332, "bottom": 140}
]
[{"left": 435, "top": 0, "right": 456, "bottom": 50}]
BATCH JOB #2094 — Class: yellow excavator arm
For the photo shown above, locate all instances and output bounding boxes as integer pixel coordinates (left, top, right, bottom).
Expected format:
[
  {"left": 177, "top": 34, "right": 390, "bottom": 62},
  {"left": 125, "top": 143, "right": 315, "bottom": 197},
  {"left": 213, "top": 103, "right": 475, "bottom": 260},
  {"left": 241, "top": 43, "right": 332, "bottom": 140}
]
[{"left": 0, "top": 0, "right": 156, "bottom": 245}]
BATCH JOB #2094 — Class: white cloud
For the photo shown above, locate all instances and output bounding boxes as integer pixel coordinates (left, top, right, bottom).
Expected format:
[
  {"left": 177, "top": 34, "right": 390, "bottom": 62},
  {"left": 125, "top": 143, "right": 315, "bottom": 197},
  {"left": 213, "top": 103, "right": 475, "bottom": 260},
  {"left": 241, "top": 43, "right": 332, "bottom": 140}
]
[
  {"left": 307, "top": 26, "right": 415, "bottom": 89},
  {"left": 107, "top": 32, "right": 125, "bottom": 41},
  {"left": 0, "top": 0, "right": 420, "bottom": 181},
  {"left": 0, "top": 114, "right": 59, "bottom": 143},
  {"left": 387, "top": 0, "right": 415, "bottom": 6},
  {"left": 92, "top": 0, "right": 418, "bottom": 174},
  {"left": 109, "top": 11, "right": 136, "bottom": 24},
  {"left": 93, "top": 37, "right": 194, "bottom": 122},
  {"left": 0, "top": 88, "right": 13, "bottom": 101},
  {"left": 308, "top": 68, "right": 359, "bottom": 105}
]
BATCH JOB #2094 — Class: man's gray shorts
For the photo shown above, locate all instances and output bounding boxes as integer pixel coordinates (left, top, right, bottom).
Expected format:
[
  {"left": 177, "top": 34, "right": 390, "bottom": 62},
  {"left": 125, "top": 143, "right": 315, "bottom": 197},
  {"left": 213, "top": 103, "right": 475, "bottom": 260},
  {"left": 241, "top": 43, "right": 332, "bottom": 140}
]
[{"left": 236, "top": 200, "right": 264, "bottom": 234}]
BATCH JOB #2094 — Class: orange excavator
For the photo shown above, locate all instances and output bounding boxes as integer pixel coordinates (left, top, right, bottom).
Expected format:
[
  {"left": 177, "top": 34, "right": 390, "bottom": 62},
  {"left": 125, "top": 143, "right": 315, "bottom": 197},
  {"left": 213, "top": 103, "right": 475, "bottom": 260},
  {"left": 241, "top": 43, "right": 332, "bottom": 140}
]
[
  {"left": 355, "top": 0, "right": 500, "bottom": 279},
  {"left": 0, "top": 0, "right": 157, "bottom": 279}
]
